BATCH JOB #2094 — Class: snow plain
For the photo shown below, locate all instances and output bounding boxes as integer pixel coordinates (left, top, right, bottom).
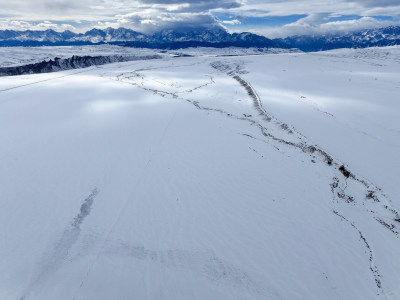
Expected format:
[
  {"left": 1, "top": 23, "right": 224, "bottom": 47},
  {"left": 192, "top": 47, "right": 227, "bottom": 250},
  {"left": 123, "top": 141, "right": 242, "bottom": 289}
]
[
  {"left": 0, "top": 46, "right": 399, "bottom": 300},
  {"left": 0, "top": 45, "right": 291, "bottom": 68}
]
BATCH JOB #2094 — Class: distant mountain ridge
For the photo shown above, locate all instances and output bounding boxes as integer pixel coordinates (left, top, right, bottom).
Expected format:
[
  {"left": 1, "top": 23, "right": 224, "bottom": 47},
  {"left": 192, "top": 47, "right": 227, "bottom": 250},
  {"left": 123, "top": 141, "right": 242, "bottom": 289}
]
[
  {"left": 0, "top": 27, "right": 280, "bottom": 49},
  {"left": 1, "top": 26, "right": 399, "bottom": 50},
  {"left": 275, "top": 26, "right": 400, "bottom": 51}
]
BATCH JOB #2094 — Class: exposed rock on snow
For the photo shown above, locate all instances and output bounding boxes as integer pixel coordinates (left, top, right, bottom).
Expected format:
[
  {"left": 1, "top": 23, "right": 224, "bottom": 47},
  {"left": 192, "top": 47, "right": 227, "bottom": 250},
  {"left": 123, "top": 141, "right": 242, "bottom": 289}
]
[{"left": 0, "top": 55, "right": 161, "bottom": 76}]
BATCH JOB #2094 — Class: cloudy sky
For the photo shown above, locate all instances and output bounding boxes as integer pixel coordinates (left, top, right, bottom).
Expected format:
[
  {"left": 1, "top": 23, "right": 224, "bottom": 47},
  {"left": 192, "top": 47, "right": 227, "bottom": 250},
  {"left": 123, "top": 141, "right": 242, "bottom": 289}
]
[{"left": 0, "top": 0, "right": 399, "bottom": 37}]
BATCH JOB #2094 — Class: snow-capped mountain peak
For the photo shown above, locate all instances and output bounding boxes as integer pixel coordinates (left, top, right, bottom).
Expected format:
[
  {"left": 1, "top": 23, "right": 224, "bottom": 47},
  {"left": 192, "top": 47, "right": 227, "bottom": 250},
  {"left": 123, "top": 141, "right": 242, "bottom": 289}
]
[{"left": 0, "top": 27, "right": 279, "bottom": 48}]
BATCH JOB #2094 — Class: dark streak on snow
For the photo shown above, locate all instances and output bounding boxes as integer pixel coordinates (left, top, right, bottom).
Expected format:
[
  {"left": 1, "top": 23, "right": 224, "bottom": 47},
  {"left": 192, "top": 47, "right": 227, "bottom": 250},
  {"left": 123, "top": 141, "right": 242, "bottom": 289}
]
[
  {"left": 20, "top": 188, "right": 99, "bottom": 300},
  {"left": 333, "top": 210, "right": 387, "bottom": 298},
  {"left": 0, "top": 55, "right": 161, "bottom": 77},
  {"left": 375, "top": 217, "right": 398, "bottom": 235},
  {"left": 210, "top": 61, "right": 337, "bottom": 166},
  {"left": 103, "top": 241, "right": 282, "bottom": 298},
  {"left": 72, "top": 188, "right": 99, "bottom": 229}
]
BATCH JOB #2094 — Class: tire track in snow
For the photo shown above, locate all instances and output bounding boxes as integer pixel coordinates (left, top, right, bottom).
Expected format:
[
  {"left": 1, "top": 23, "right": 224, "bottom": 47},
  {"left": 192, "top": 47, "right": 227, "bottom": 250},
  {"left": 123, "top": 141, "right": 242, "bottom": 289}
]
[
  {"left": 210, "top": 61, "right": 335, "bottom": 164},
  {"left": 66, "top": 235, "right": 282, "bottom": 300},
  {"left": 333, "top": 210, "right": 388, "bottom": 299},
  {"left": 182, "top": 75, "right": 215, "bottom": 93},
  {"left": 20, "top": 188, "right": 99, "bottom": 300},
  {"left": 103, "top": 61, "right": 204, "bottom": 100},
  {"left": 103, "top": 240, "right": 281, "bottom": 299}
]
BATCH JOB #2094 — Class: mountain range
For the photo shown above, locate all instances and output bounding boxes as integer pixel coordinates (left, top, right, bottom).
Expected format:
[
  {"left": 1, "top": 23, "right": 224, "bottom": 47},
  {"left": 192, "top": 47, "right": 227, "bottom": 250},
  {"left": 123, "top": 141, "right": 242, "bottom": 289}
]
[
  {"left": 276, "top": 25, "right": 400, "bottom": 51},
  {"left": 0, "top": 27, "right": 279, "bottom": 49},
  {"left": 0, "top": 26, "right": 399, "bottom": 51}
]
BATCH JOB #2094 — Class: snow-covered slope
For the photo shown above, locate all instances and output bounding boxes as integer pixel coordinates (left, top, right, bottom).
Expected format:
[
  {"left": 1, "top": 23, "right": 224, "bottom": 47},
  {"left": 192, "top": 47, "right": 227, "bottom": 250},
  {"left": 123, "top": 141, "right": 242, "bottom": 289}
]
[
  {"left": 0, "top": 55, "right": 163, "bottom": 77},
  {"left": 0, "top": 45, "right": 294, "bottom": 68},
  {"left": 0, "top": 45, "right": 165, "bottom": 68},
  {"left": 0, "top": 46, "right": 399, "bottom": 300}
]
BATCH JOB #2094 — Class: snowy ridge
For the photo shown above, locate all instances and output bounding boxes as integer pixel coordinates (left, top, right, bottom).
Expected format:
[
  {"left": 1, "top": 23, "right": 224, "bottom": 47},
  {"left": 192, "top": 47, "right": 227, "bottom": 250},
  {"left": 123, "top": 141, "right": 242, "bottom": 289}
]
[{"left": 0, "top": 54, "right": 162, "bottom": 76}]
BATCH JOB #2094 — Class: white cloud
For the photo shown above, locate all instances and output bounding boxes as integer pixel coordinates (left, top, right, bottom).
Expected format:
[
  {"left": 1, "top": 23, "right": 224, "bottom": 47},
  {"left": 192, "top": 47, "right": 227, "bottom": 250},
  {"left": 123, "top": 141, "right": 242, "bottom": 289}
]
[
  {"left": 97, "top": 11, "right": 221, "bottom": 33},
  {"left": 0, "top": 20, "right": 76, "bottom": 31},
  {"left": 0, "top": 0, "right": 399, "bottom": 34},
  {"left": 0, "top": 0, "right": 242, "bottom": 32},
  {"left": 222, "top": 19, "right": 241, "bottom": 25},
  {"left": 248, "top": 15, "right": 400, "bottom": 38}
]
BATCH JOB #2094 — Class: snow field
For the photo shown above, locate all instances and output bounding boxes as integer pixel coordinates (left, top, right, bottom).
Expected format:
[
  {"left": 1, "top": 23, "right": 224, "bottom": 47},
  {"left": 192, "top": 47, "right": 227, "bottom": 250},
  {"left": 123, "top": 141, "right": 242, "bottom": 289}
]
[{"left": 0, "top": 46, "right": 399, "bottom": 299}]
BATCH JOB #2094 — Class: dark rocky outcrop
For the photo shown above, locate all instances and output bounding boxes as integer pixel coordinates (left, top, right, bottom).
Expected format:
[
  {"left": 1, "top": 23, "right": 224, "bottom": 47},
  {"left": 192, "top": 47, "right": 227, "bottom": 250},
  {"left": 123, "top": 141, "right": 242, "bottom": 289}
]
[{"left": 0, "top": 55, "right": 161, "bottom": 76}]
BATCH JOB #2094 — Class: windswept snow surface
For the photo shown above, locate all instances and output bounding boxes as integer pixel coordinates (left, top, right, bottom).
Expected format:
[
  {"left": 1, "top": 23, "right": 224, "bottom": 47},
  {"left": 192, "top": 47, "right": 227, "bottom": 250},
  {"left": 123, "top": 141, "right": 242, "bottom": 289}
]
[
  {"left": 0, "top": 45, "right": 166, "bottom": 68},
  {"left": 0, "top": 46, "right": 399, "bottom": 300},
  {"left": 0, "top": 45, "right": 293, "bottom": 68}
]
